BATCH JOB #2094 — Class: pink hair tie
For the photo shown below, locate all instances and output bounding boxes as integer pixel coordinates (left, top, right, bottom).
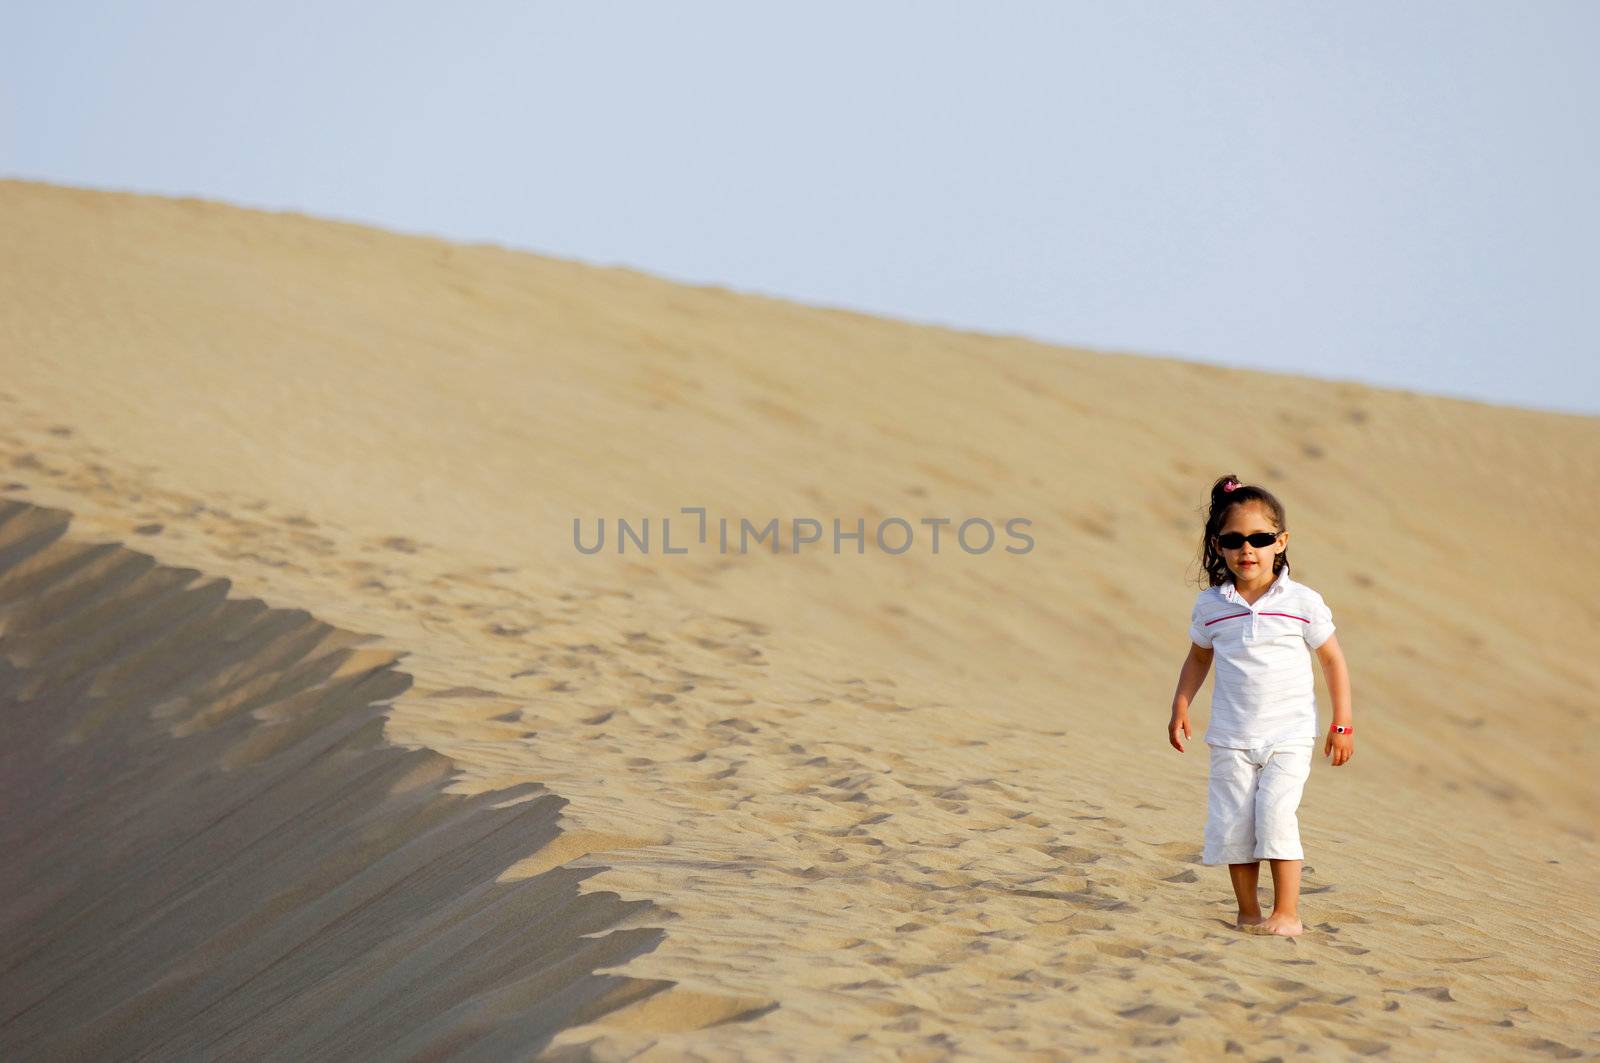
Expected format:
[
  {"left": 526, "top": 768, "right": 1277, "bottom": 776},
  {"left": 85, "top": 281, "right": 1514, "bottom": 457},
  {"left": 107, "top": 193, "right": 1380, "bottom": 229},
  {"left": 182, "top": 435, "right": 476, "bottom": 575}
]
[{"left": 1223, "top": 481, "right": 1240, "bottom": 492}]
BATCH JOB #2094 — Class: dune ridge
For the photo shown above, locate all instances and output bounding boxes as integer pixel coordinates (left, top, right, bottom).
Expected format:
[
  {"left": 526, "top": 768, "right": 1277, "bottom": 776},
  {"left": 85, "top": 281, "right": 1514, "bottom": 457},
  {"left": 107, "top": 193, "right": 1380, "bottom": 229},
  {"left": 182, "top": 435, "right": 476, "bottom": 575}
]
[
  {"left": 2, "top": 179, "right": 1598, "bottom": 1058},
  {"left": 0, "top": 499, "right": 680, "bottom": 1060}
]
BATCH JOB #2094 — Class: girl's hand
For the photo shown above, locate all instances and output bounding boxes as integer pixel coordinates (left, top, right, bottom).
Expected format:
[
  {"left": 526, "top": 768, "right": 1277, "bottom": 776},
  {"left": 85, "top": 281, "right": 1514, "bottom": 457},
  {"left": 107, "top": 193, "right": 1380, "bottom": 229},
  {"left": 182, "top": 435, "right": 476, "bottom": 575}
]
[
  {"left": 1168, "top": 712, "right": 1191, "bottom": 752},
  {"left": 1324, "top": 729, "right": 1354, "bottom": 766}
]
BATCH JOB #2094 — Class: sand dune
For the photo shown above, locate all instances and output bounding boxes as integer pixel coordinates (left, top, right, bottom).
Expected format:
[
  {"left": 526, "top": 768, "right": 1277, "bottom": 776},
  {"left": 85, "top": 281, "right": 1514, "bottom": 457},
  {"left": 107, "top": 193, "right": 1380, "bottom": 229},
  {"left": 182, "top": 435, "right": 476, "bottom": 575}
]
[
  {"left": 1, "top": 178, "right": 1597, "bottom": 1059},
  {"left": 0, "top": 500, "right": 676, "bottom": 1059}
]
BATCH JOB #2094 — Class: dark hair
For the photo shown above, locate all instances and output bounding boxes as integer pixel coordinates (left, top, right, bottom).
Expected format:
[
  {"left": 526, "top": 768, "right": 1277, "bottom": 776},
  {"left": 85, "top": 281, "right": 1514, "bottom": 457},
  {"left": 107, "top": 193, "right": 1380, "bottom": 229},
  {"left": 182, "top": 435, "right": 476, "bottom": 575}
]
[{"left": 1198, "top": 474, "right": 1291, "bottom": 588}]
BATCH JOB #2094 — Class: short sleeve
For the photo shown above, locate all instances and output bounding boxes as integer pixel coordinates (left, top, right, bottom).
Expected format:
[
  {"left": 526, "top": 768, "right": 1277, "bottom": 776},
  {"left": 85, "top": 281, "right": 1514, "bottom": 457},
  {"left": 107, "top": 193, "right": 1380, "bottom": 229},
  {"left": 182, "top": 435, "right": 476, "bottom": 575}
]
[
  {"left": 1304, "top": 594, "right": 1336, "bottom": 649},
  {"left": 1189, "top": 597, "right": 1213, "bottom": 648}
]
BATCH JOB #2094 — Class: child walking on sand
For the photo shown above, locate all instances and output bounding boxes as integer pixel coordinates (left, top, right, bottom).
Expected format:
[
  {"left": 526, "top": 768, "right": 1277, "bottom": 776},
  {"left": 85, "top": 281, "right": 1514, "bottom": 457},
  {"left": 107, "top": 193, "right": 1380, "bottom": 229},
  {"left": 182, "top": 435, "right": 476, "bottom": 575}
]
[{"left": 1168, "top": 475, "right": 1354, "bottom": 937}]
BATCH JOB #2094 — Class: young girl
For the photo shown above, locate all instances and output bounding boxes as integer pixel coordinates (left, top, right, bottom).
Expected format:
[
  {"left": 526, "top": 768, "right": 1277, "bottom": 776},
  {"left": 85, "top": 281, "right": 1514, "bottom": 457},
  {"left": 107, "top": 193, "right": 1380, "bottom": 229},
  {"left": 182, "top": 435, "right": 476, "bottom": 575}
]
[{"left": 1168, "top": 474, "right": 1354, "bottom": 937}]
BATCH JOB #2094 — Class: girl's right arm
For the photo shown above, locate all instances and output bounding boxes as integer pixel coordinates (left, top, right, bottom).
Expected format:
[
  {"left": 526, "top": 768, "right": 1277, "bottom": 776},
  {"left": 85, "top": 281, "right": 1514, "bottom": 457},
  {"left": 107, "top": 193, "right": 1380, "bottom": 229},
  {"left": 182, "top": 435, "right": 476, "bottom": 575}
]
[{"left": 1169, "top": 643, "right": 1212, "bottom": 752}]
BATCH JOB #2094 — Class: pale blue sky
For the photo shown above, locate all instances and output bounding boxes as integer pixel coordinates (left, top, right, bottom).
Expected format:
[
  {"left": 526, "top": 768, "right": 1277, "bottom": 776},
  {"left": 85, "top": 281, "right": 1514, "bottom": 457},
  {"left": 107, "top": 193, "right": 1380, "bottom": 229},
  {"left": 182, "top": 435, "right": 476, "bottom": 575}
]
[{"left": 5, "top": 2, "right": 1597, "bottom": 414}]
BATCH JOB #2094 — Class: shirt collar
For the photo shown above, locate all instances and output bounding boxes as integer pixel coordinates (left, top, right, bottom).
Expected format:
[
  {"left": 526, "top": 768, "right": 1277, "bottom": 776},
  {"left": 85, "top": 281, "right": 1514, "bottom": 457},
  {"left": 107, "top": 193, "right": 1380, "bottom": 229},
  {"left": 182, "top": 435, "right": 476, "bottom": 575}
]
[{"left": 1221, "top": 567, "right": 1292, "bottom": 603}]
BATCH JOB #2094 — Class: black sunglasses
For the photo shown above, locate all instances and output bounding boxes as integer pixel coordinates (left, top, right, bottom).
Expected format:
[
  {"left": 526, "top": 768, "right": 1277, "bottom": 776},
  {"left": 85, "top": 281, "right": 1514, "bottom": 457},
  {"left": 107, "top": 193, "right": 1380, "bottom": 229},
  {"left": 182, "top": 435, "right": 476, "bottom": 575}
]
[{"left": 1216, "top": 531, "right": 1281, "bottom": 549}]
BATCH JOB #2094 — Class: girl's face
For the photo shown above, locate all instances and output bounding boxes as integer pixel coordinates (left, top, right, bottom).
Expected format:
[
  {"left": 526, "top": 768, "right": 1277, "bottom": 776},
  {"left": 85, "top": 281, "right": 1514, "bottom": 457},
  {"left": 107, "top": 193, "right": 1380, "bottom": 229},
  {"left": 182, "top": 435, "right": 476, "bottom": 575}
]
[{"left": 1213, "top": 501, "right": 1286, "bottom": 581}]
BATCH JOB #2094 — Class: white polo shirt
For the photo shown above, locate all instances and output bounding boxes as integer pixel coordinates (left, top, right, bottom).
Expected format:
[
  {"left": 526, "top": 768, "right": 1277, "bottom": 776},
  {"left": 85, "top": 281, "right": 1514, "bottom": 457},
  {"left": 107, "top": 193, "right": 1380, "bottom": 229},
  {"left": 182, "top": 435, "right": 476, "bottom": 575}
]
[{"left": 1188, "top": 567, "right": 1335, "bottom": 748}]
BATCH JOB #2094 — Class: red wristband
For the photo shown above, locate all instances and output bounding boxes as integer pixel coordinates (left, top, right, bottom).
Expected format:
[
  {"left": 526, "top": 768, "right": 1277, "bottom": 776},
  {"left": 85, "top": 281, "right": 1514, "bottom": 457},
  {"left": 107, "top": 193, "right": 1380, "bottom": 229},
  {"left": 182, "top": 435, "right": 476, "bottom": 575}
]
[{"left": 1332, "top": 724, "right": 1353, "bottom": 734}]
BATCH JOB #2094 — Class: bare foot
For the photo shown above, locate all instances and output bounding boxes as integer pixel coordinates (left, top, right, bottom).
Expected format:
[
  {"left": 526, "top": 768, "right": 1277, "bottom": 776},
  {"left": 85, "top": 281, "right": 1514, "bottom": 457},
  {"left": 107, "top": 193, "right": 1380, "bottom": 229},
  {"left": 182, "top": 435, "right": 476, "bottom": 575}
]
[
  {"left": 1249, "top": 913, "right": 1305, "bottom": 936},
  {"left": 1235, "top": 912, "right": 1266, "bottom": 930}
]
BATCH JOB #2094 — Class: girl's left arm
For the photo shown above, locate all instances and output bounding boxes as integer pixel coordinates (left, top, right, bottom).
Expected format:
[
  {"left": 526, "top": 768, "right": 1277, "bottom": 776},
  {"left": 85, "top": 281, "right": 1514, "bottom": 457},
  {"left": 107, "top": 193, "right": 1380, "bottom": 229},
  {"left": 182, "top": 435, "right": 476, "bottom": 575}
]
[{"left": 1315, "top": 635, "right": 1354, "bottom": 765}]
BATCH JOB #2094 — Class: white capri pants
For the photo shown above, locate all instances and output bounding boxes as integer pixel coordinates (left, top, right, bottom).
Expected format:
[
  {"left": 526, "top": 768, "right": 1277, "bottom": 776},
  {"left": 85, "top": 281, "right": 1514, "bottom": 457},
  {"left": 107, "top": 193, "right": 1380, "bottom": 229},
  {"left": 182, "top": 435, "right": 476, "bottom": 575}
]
[{"left": 1203, "top": 737, "right": 1315, "bottom": 864}]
